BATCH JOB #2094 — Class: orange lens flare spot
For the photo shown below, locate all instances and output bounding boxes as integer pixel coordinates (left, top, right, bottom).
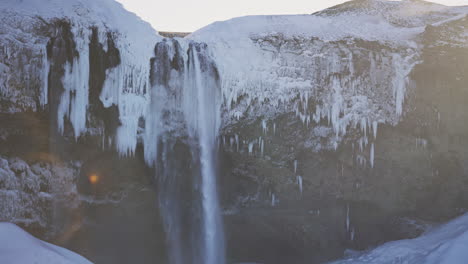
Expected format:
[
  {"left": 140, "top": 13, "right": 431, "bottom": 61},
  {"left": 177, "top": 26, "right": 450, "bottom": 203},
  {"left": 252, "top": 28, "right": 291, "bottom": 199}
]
[{"left": 89, "top": 174, "right": 99, "bottom": 184}]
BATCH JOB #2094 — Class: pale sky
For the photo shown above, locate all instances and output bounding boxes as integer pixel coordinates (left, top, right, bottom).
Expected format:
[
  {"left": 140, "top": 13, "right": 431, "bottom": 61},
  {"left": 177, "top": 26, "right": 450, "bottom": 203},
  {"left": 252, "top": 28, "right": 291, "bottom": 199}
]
[{"left": 116, "top": 0, "right": 468, "bottom": 32}]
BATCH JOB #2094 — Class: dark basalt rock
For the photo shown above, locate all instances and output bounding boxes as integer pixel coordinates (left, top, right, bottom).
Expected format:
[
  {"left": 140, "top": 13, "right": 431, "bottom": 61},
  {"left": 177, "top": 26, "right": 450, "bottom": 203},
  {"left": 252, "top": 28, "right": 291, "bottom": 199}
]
[{"left": 88, "top": 27, "right": 121, "bottom": 143}]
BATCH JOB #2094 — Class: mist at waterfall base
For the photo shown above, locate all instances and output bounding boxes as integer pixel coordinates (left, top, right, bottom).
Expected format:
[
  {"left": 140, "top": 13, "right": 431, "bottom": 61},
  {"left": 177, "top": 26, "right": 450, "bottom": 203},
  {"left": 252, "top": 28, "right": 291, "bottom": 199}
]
[{"left": 144, "top": 39, "right": 225, "bottom": 264}]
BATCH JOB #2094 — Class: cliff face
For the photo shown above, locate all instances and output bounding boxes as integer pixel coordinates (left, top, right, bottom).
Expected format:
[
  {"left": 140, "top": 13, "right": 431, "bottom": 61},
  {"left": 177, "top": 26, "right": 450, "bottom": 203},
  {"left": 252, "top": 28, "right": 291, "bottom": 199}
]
[
  {"left": 189, "top": 2, "right": 468, "bottom": 263},
  {"left": 216, "top": 17, "right": 468, "bottom": 263},
  {"left": 1, "top": 0, "right": 468, "bottom": 263}
]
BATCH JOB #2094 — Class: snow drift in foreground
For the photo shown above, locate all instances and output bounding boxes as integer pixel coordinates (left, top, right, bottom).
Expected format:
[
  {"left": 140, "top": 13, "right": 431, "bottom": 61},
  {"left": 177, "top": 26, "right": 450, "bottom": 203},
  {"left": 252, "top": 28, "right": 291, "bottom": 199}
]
[
  {"left": 0, "top": 222, "right": 92, "bottom": 264},
  {"left": 332, "top": 213, "right": 468, "bottom": 264}
]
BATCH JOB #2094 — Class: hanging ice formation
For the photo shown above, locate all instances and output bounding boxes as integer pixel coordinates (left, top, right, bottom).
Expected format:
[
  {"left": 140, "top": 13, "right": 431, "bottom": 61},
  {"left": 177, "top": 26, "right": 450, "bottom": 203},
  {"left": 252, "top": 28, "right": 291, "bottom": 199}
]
[
  {"left": 297, "top": 175, "right": 303, "bottom": 194},
  {"left": 57, "top": 27, "right": 90, "bottom": 139},
  {"left": 346, "top": 204, "right": 350, "bottom": 232},
  {"left": 188, "top": 18, "right": 422, "bottom": 169}
]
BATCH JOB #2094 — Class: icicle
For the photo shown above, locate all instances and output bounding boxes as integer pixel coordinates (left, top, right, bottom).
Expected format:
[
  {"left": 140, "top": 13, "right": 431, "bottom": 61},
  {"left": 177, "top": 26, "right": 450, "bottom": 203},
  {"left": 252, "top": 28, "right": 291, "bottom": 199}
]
[
  {"left": 230, "top": 136, "right": 235, "bottom": 148},
  {"left": 297, "top": 175, "right": 303, "bottom": 194},
  {"left": 392, "top": 53, "right": 417, "bottom": 117},
  {"left": 372, "top": 121, "right": 378, "bottom": 139},
  {"left": 350, "top": 227, "right": 355, "bottom": 241},
  {"left": 260, "top": 138, "right": 264, "bottom": 156},
  {"left": 248, "top": 141, "right": 254, "bottom": 155},
  {"left": 313, "top": 105, "right": 321, "bottom": 123},
  {"left": 262, "top": 119, "right": 268, "bottom": 134},
  {"left": 233, "top": 111, "right": 242, "bottom": 120},
  {"left": 116, "top": 94, "right": 146, "bottom": 156},
  {"left": 346, "top": 204, "right": 350, "bottom": 232},
  {"left": 271, "top": 193, "right": 276, "bottom": 207},
  {"left": 370, "top": 143, "right": 375, "bottom": 168},
  {"left": 273, "top": 123, "right": 276, "bottom": 135},
  {"left": 437, "top": 112, "right": 441, "bottom": 129},
  {"left": 360, "top": 118, "right": 367, "bottom": 138},
  {"left": 357, "top": 155, "right": 366, "bottom": 167},
  {"left": 58, "top": 27, "right": 90, "bottom": 140},
  {"left": 293, "top": 160, "right": 297, "bottom": 174},
  {"left": 235, "top": 134, "right": 239, "bottom": 152},
  {"left": 40, "top": 47, "right": 49, "bottom": 107}
]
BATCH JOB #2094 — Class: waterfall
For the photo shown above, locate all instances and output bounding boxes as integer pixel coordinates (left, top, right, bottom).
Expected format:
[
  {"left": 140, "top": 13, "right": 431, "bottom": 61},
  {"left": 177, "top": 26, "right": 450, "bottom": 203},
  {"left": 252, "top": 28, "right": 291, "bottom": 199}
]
[
  {"left": 185, "top": 42, "right": 225, "bottom": 264},
  {"left": 144, "top": 39, "right": 225, "bottom": 264}
]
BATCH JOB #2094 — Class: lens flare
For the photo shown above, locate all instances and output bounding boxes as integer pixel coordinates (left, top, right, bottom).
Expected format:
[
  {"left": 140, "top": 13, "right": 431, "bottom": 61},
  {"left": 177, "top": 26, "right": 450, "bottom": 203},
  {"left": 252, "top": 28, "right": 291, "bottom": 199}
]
[{"left": 89, "top": 174, "right": 99, "bottom": 184}]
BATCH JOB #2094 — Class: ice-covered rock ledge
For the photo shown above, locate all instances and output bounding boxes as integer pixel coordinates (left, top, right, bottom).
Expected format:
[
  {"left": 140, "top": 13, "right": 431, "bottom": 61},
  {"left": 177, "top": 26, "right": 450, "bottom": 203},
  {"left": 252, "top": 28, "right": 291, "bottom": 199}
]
[
  {"left": 0, "top": 0, "right": 160, "bottom": 153},
  {"left": 0, "top": 222, "right": 92, "bottom": 264},
  {"left": 189, "top": 0, "right": 468, "bottom": 157}
]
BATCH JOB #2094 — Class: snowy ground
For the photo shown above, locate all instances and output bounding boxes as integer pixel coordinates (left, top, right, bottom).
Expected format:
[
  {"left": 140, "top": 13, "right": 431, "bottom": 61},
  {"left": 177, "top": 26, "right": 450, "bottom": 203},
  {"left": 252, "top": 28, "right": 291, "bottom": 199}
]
[
  {"left": 331, "top": 213, "right": 468, "bottom": 264},
  {"left": 0, "top": 222, "right": 92, "bottom": 264}
]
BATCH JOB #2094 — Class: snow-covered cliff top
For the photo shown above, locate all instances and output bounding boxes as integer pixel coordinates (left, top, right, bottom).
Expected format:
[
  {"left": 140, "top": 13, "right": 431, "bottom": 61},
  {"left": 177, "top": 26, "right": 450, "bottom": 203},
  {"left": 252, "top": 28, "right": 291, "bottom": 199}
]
[
  {"left": 190, "top": 0, "right": 467, "bottom": 46},
  {"left": 0, "top": 0, "right": 159, "bottom": 63},
  {"left": 0, "top": 0, "right": 157, "bottom": 36}
]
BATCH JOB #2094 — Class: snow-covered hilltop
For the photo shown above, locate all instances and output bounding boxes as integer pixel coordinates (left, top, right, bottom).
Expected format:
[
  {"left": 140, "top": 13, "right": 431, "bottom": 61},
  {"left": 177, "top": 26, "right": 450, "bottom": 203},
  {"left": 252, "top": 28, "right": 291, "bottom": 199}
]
[{"left": 315, "top": 0, "right": 466, "bottom": 27}]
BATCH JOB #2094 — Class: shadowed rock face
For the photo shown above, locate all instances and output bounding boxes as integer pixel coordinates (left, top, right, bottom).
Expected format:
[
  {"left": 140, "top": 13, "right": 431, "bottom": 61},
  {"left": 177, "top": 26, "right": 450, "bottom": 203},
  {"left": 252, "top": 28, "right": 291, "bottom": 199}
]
[
  {"left": 1, "top": 2, "right": 468, "bottom": 264},
  {"left": 88, "top": 27, "right": 121, "bottom": 142}
]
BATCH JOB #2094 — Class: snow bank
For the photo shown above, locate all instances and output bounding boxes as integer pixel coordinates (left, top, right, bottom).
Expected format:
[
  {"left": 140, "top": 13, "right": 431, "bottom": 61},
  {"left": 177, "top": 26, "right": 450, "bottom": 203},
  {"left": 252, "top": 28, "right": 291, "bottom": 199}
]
[
  {"left": 0, "top": 222, "right": 92, "bottom": 264},
  {"left": 332, "top": 213, "right": 468, "bottom": 264}
]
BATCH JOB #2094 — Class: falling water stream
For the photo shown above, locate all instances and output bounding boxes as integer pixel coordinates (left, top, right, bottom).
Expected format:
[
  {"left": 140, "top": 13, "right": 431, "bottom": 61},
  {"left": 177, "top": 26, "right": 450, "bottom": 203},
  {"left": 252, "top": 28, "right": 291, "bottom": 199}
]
[
  {"left": 185, "top": 42, "right": 225, "bottom": 264},
  {"left": 145, "top": 39, "right": 225, "bottom": 264}
]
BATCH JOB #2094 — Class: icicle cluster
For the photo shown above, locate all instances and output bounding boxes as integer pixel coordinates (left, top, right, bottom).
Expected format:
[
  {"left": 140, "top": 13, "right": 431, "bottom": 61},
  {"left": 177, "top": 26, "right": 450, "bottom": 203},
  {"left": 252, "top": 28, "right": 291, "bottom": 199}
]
[
  {"left": 57, "top": 27, "right": 90, "bottom": 139},
  {"left": 211, "top": 35, "right": 418, "bottom": 168}
]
